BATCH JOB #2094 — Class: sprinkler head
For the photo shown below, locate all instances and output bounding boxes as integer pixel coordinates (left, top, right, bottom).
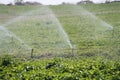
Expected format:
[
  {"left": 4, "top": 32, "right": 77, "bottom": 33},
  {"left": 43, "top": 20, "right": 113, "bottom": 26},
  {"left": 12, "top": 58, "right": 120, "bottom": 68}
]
[
  {"left": 22, "top": 43, "right": 25, "bottom": 45},
  {"left": 30, "top": 48, "right": 34, "bottom": 54},
  {"left": 31, "top": 48, "right": 33, "bottom": 52}
]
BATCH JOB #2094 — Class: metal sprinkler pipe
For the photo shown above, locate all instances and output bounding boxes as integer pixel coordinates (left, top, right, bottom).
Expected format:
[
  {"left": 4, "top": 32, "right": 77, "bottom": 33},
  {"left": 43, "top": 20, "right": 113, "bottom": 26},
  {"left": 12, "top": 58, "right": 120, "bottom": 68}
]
[
  {"left": 31, "top": 48, "right": 34, "bottom": 58},
  {"left": 71, "top": 47, "right": 74, "bottom": 54},
  {"left": 112, "top": 29, "right": 114, "bottom": 38},
  {"left": 71, "top": 45, "right": 75, "bottom": 54}
]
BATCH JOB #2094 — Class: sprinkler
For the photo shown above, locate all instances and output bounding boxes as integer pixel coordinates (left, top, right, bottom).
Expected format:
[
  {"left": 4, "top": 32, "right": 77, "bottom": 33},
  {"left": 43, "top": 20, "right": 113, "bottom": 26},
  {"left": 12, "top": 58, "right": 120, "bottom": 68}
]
[
  {"left": 10, "top": 35, "right": 14, "bottom": 44},
  {"left": 31, "top": 48, "right": 34, "bottom": 58},
  {"left": 9, "top": 32, "right": 14, "bottom": 43},
  {"left": 112, "top": 29, "right": 114, "bottom": 38},
  {"left": 71, "top": 47, "right": 74, "bottom": 54},
  {"left": 71, "top": 45, "right": 77, "bottom": 54},
  {"left": 71, "top": 45, "right": 75, "bottom": 54}
]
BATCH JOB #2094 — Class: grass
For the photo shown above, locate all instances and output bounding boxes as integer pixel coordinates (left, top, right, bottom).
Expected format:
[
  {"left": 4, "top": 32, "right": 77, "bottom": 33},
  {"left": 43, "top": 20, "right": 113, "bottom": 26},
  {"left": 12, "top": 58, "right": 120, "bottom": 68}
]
[
  {"left": 0, "top": 3, "right": 119, "bottom": 55},
  {"left": 0, "top": 5, "right": 41, "bottom": 24},
  {"left": 51, "top": 3, "right": 119, "bottom": 57},
  {"left": 0, "top": 2, "right": 119, "bottom": 56},
  {"left": 3, "top": 6, "right": 71, "bottom": 54}
]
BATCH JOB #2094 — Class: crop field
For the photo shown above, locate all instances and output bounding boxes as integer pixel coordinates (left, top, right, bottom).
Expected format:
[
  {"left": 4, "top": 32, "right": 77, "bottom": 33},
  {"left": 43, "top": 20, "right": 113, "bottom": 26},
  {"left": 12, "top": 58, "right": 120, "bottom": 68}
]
[
  {"left": 51, "top": 3, "right": 120, "bottom": 58},
  {"left": 0, "top": 5, "right": 73, "bottom": 56},
  {"left": 0, "top": 2, "right": 120, "bottom": 79}
]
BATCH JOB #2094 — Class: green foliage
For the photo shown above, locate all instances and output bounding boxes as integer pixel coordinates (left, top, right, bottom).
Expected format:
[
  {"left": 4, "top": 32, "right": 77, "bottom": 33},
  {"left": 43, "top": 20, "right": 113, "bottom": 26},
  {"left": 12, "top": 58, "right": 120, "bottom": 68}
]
[{"left": 0, "top": 57, "right": 120, "bottom": 79}]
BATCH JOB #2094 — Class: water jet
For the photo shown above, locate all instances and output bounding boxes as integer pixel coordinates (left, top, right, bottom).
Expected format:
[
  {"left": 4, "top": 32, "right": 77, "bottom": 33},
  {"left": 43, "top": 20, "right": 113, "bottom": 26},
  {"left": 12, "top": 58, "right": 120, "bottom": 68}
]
[{"left": 46, "top": 6, "right": 73, "bottom": 49}]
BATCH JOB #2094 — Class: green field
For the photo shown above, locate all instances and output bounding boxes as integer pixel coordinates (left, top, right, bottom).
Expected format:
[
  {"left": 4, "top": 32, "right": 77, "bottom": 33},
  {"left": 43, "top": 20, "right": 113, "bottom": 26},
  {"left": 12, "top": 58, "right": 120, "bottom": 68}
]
[{"left": 0, "top": 2, "right": 120, "bottom": 79}]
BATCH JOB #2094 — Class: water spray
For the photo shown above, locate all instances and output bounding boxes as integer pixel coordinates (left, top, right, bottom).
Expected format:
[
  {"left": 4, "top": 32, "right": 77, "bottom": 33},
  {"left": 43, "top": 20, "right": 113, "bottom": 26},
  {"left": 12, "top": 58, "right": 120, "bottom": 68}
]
[
  {"left": 47, "top": 7, "right": 73, "bottom": 49},
  {"left": 0, "top": 25, "right": 32, "bottom": 55},
  {"left": 67, "top": 40, "right": 74, "bottom": 54}
]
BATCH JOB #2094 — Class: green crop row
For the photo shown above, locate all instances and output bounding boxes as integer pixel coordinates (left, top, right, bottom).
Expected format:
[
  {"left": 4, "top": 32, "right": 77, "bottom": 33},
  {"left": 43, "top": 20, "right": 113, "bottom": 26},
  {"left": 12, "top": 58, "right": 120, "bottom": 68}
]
[{"left": 0, "top": 56, "right": 120, "bottom": 80}]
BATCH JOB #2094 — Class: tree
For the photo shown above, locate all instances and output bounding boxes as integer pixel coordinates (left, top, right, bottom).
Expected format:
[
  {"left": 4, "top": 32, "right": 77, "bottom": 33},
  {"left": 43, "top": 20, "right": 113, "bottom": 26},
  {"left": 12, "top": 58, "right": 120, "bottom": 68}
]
[
  {"left": 77, "top": 0, "right": 93, "bottom": 4},
  {"left": 14, "top": 0, "right": 23, "bottom": 5},
  {"left": 105, "top": 0, "right": 111, "bottom": 3}
]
